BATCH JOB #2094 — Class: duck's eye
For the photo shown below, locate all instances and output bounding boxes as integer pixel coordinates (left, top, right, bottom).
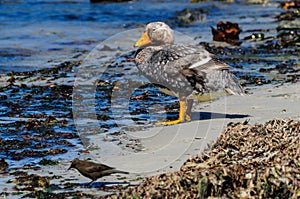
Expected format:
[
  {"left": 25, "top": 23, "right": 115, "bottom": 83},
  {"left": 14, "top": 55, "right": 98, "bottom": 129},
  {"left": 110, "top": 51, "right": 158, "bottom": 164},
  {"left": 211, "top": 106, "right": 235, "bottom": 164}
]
[{"left": 152, "top": 28, "right": 156, "bottom": 32}]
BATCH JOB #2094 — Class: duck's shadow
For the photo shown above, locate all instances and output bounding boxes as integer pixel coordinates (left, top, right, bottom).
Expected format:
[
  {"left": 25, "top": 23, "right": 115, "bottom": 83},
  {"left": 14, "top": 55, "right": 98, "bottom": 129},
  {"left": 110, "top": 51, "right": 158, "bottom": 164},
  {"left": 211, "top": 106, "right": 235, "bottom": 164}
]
[{"left": 191, "top": 111, "right": 250, "bottom": 121}]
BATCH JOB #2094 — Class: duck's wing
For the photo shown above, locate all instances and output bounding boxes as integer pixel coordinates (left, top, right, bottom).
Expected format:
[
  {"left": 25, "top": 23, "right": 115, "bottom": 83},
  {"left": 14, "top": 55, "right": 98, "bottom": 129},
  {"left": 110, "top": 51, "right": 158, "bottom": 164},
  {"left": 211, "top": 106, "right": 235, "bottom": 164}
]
[
  {"left": 149, "top": 44, "right": 230, "bottom": 73},
  {"left": 136, "top": 44, "right": 243, "bottom": 97},
  {"left": 150, "top": 44, "right": 243, "bottom": 96}
]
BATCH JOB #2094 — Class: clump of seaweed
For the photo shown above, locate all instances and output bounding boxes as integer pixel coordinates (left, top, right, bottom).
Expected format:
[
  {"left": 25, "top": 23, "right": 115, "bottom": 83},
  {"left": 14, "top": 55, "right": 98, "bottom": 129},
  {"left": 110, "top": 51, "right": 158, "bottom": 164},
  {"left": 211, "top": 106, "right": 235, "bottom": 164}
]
[
  {"left": 211, "top": 21, "right": 242, "bottom": 45},
  {"left": 22, "top": 190, "right": 96, "bottom": 199},
  {"left": 10, "top": 172, "right": 51, "bottom": 192},
  {"left": 105, "top": 119, "right": 300, "bottom": 198}
]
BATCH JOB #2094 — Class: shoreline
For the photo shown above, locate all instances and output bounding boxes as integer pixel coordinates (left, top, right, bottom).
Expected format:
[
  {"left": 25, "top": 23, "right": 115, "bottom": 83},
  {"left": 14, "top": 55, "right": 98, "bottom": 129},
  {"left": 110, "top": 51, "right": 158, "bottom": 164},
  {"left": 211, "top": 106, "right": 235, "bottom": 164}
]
[
  {"left": 42, "top": 82, "right": 300, "bottom": 195},
  {"left": 102, "top": 81, "right": 300, "bottom": 175},
  {"left": 0, "top": 0, "right": 299, "bottom": 197},
  {"left": 66, "top": 81, "right": 300, "bottom": 198},
  {"left": 0, "top": 80, "right": 299, "bottom": 197}
]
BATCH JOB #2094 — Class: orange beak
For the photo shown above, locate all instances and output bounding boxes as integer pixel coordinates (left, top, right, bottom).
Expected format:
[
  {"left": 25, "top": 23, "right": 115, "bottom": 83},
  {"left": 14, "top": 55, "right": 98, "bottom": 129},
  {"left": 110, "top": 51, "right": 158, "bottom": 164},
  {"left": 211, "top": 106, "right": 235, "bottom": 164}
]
[{"left": 134, "top": 32, "right": 152, "bottom": 47}]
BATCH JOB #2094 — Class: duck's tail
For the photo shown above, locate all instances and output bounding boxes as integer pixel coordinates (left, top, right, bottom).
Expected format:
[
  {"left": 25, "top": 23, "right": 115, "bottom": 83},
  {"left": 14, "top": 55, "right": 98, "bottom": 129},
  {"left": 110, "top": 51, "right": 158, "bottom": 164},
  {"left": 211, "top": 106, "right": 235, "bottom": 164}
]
[
  {"left": 223, "top": 72, "right": 245, "bottom": 96},
  {"left": 204, "top": 69, "right": 245, "bottom": 97}
]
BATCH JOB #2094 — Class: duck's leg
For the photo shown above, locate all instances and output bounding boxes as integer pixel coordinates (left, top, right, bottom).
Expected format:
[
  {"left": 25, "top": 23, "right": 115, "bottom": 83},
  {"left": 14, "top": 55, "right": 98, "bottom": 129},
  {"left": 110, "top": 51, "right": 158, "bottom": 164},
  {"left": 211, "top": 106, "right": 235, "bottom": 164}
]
[
  {"left": 156, "top": 98, "right": 186, "bottom": 125},
  {"left": 185, "top": 99, "right": 193, "bottom": 121}
]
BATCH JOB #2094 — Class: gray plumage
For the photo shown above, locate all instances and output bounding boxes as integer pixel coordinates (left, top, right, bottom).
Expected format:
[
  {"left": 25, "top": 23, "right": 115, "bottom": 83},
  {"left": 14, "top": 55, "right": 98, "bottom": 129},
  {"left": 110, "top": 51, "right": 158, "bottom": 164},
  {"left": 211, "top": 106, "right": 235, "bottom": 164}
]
[
  {"left": 135, "top": 22, "right": 244, "bottom": 100},
  {"left": 134, "top": 22, "right": 244, "bottom": 124}
]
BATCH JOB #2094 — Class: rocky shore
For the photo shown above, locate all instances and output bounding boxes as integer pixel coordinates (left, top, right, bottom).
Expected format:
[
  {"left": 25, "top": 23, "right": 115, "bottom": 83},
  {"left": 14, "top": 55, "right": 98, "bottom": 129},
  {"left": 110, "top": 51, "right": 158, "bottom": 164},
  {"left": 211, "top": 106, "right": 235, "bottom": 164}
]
[{"left": 0, "top": 0, "right": 299, "bottom": 198}]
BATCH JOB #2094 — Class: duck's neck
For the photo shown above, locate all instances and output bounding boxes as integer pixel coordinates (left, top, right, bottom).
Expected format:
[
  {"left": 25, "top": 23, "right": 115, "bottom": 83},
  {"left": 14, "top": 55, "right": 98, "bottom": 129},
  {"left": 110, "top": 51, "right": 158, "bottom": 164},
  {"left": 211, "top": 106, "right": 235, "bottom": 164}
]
[{"left": 136, "top": 44, "right": 170, "bottom": 65}]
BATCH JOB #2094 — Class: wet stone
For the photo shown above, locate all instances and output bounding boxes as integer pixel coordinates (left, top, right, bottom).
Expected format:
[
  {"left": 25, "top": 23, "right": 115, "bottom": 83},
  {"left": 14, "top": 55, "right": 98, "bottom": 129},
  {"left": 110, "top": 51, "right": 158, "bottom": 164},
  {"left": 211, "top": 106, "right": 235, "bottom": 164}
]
[
  {"left": 175, "top": 8, "right": 207, "bottom": 26},
  {"left": 0, "top": 158, "right": 8, "bottom": 172}
]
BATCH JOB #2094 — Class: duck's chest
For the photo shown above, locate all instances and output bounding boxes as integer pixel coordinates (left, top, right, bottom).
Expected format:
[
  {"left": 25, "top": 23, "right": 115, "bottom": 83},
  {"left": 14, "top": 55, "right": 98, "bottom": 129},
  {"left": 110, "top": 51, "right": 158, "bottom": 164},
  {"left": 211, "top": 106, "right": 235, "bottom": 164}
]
[{"left": 135, "top": 49, "right": 166, "bottom": 77}]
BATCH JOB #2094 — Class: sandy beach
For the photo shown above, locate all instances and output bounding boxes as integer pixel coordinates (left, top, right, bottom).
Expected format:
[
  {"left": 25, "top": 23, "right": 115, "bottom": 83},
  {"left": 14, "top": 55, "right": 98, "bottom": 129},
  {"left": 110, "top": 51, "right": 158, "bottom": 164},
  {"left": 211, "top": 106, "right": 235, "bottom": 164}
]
[
  {"left": 18, "top": 81, "right": 297, "bottom": 198},
  {"left": 101, "top": 82, "right": 300, "bottom": 176}
]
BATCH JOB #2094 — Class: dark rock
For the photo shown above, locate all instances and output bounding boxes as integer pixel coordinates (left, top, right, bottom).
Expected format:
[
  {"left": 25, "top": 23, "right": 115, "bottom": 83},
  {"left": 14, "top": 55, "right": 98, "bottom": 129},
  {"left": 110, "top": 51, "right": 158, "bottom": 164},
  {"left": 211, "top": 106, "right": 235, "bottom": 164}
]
[
  {"left": 176, "top": 8, "right": 207, "bottom": 26},
  {"left": 244, "top": 33, "right": 265, "bottom": 41},
  {"left": 0, "top": 158, "right": 8, "bottom": 172}
]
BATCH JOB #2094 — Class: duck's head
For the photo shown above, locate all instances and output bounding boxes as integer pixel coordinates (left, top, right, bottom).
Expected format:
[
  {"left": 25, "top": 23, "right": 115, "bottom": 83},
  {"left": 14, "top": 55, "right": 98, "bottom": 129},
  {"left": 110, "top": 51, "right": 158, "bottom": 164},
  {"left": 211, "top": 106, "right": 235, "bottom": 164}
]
[{"left": 135, "top": 22, "right": 174, "bottom": 47}]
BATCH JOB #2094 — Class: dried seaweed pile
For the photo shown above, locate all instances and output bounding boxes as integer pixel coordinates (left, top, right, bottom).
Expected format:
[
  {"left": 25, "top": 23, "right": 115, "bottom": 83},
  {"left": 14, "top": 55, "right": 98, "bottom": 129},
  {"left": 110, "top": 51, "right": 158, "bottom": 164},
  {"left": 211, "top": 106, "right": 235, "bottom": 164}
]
[{"left": 107, "top": 119, "right": 300, "bottom": 198}]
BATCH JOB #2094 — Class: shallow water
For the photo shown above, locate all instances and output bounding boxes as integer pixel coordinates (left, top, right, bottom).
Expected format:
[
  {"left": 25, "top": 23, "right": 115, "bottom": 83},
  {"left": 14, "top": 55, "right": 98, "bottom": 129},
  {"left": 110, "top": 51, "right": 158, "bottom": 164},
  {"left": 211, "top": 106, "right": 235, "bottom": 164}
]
[
  {"left": 0, "top": 0, "right": 196, "bottom": 72},
  {"left": 0, "top": 0, "right": 287, "bottom": 72}
]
